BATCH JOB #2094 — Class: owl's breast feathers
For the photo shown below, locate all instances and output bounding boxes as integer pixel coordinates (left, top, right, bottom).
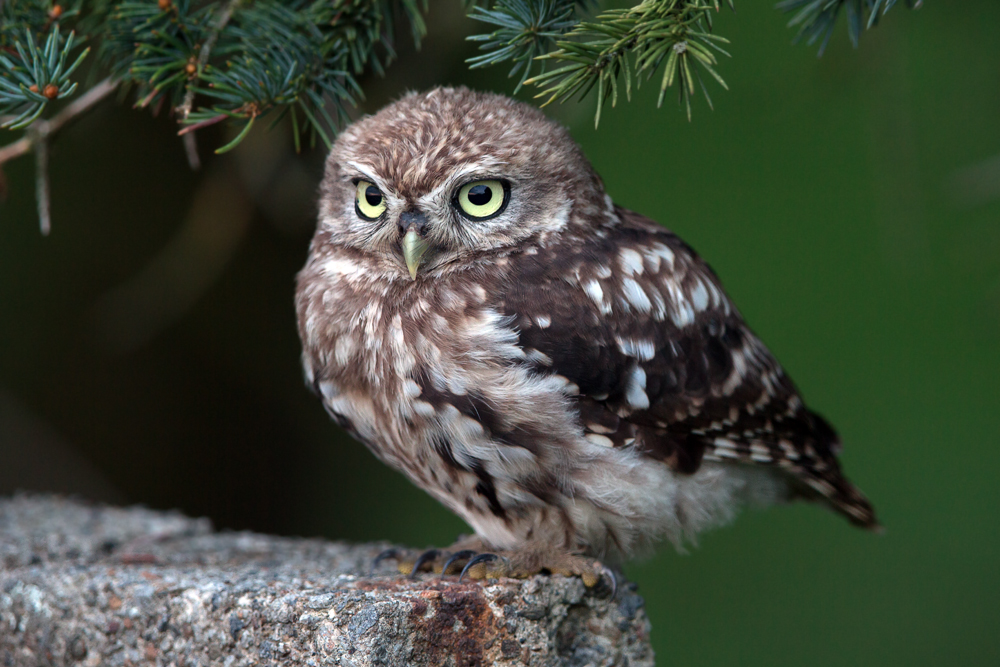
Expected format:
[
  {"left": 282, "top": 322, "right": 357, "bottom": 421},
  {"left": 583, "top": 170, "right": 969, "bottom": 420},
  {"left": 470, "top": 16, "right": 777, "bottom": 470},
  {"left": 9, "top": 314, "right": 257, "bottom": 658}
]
[{"left": 498, "top": 207, "right": 877, "bottom": 529}]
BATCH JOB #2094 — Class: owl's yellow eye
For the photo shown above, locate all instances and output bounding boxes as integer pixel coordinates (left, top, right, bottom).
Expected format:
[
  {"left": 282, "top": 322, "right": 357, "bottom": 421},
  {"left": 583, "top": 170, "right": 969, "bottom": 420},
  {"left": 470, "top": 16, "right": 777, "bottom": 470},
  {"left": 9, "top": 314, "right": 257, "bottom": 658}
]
[
  {"left": 355, "top": 180, "right": 387, "bottom": 220},
  {"left": 455, "top": 179, "right": 509, "bottom": 220}
]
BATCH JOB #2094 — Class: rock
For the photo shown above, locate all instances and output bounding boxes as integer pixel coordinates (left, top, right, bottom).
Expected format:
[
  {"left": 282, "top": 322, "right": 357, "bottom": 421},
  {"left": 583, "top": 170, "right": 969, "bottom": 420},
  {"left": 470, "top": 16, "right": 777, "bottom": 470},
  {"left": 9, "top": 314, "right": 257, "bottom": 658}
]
[{"left": 0, "top": 495, "right": 654, "bottom": 666}]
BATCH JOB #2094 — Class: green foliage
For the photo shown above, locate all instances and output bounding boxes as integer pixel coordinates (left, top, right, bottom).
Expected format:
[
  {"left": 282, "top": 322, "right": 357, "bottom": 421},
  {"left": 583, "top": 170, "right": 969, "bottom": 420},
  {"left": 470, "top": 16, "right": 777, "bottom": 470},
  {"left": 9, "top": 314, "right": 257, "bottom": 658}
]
[
  {"left": 1, "top": 0, "right": 426, "bottom": 152},
  {"left": 101, "top": 0, "right": 427, "bottom": 151},
  {"left": 467, "top": 0, "right": 915, "bottom": 123},
  {"left": 0, "top": 0, "right": 915, "bottom": 154},
  {"left": 776, "top": 0, "right": 921, "bottom": 55},
  {"left": 528, "top": 0, "right": 731, "bottom": 125},
  {"left": 466, "top": 0, "right": 581, "bottom": 92},
  {"left": 0, "top": 21, "right": 90, "bottom": 129}
]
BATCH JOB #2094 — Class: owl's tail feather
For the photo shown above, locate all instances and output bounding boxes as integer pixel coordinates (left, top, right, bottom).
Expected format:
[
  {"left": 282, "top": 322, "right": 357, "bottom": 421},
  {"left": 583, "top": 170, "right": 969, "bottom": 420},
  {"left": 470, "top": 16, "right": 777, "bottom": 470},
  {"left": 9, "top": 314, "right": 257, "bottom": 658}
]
[{"left": 794, "top": 467, "right": 881, "bottom": 532}]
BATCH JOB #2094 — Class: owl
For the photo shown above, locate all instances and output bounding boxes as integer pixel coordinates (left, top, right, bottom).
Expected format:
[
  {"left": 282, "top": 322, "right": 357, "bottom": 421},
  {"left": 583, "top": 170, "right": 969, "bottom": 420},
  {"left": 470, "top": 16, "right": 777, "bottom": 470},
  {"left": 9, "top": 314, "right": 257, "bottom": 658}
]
[{"left": 295, "top": 87, "right": 877, "bottom": 587}]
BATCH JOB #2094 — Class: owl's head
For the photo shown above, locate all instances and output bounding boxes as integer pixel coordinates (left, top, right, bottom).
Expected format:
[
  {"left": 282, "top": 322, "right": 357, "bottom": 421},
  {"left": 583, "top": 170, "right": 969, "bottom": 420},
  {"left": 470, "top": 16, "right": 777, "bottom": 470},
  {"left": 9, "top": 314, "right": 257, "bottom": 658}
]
[{"left": 314, "top": 87, "right": 605, "bottom": 280}]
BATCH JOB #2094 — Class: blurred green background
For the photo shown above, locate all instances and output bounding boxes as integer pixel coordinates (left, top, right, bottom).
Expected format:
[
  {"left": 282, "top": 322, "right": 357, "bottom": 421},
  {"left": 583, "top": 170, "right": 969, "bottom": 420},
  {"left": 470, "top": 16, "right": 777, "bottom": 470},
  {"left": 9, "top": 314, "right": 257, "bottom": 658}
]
[{"left": 2, "top": 1, "right": 999, "bottom": 665}]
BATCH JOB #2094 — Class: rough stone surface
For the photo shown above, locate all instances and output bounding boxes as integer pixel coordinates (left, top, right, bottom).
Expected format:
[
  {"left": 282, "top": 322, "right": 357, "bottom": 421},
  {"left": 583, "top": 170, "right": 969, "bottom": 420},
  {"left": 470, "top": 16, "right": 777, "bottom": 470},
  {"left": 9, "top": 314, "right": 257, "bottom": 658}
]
[{"left": 0, "top": 495, "right": 654, "bottom": 666}]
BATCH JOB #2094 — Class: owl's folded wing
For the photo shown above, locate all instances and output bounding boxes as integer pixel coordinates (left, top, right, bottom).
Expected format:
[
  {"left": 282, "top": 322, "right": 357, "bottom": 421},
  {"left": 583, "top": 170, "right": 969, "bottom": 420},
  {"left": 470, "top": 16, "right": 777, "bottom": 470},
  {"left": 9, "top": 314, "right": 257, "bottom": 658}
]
[{"left": 500, "top": 207, "right": 878, "bottom": 528}]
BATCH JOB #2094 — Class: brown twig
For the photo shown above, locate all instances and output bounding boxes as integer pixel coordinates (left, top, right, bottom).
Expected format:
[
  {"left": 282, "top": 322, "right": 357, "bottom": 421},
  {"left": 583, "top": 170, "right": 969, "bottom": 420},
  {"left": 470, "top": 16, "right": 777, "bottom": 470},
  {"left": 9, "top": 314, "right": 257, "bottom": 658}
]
[
  {"left": 0, "top": 77, "right": 118, "bottom": 167},
  {"left": 0, "top": 77, "right": 118, "bottom": 233},
  {"left": 33, "top": 136, "right": 50, "bottom": 235},
  {"left": 176, "top": 0, "right": 242, "bottom": 169}
]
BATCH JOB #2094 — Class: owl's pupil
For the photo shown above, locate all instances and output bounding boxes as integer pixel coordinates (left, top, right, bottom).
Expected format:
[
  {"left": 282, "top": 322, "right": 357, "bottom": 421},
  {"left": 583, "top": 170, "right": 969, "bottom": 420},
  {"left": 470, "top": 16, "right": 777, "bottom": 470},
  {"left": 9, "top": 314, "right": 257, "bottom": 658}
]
[
  {"left": 365, "top": 186, "right": 382, "bottom": 207},
  {"left": 468, "top": 184, "right": 492, "bottom": 206}
]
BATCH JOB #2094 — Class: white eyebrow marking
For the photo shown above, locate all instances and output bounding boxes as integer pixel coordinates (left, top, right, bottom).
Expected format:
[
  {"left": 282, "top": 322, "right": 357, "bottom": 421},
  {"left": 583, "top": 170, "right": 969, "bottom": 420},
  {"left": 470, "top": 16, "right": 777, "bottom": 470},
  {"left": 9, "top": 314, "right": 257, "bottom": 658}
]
[
  {"left": 344, "top": 162, "right": 388, "bottom": 190},
  {"left": 416, "top": 160, "right": 511, "bottom": 208}
]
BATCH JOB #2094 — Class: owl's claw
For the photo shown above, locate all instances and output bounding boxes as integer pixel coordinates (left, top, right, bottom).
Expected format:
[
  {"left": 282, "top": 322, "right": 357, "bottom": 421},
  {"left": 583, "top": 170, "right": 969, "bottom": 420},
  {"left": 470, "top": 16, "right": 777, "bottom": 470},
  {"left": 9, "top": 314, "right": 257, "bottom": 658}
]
[
  {"left": 408, "top": 548, "right": 443, "bottom": 579},
  {"left": 458, "top": 553, "right": 509, "bottom": 582},
  {"left": 597, "top": 563, "right": 618, "bottom": 600},
  {"left": 440, "top": 549, "right": 477, "bottom": 577},
  {"left": 372, "top": 548, "right": 403, "bottom": 575}
]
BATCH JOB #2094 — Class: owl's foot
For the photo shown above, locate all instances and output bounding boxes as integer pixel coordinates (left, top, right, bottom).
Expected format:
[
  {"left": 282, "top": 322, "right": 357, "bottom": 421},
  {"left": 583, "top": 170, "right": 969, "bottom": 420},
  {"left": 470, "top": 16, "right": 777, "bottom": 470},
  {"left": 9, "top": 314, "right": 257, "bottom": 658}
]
[
  {"left": 372, "top": 535, "right": 488, "bottom": 577},
  {"left": 457, "top": 550, "right": 617, "bottom": 598},
  {"left": 373, "top": 542, "right": 616, "bottom": 597}
]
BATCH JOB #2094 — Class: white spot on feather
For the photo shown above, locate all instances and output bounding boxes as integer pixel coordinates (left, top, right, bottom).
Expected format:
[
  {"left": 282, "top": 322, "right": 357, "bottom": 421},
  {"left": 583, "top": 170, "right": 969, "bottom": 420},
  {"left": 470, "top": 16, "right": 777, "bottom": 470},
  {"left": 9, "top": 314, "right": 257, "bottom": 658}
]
[
  {"left": 621, "top": 278, "right": 652, "bottom": 313},
  {"left": 585, "top": 433, "right": 615, "bottom": 448},
  {"left": 650, "top": 243, "right": 675, "bottom": 271},
  {"left": 624, "top": 366, "right": 649, "bottom": 410},
  {"left": 525, "top": 348, "right": 553, "bottom": 366},
  {"left": 723, "top": 350, "right": 747, "bottom": 395},
  {"left": 583, "top": 279, "right": 610, "bottom": 315},
  {"left": 321, "top": 257, "right": 364, "bottom": 278},
  {"left": 594, "top": 264, "right": 612, "bottom": 279},
  {"left": 619, "top": 248, "right": 645, "bottom": 276},
  {"left": 413, "top": 400, "right": 436, "bottom": 417},
  {"left": 334, "top": 336, "right": 355, "bottom": 365},
  {"left": 670, "top": 298, "right": 695, "bottom": 328},
  {"left": 535, "top": 314, "right": 551, "bottom": 329},
  {"left": 615, "top": 337, "right": 656, "bottom": 361},
  {"left": 690, "top": 279, "right": 709, "bottom": 312},
  {"left": 583, "top": 279, "right": 604, "bottom": 305},
  {"left": 551, "top": 374, "right": 580, "bottom": 396},
  {"left": 714, "top": 437, "right": 738, "bottom": 450},
  {"left": 643, "top": 248, "right": 661, "bottom": 273}
]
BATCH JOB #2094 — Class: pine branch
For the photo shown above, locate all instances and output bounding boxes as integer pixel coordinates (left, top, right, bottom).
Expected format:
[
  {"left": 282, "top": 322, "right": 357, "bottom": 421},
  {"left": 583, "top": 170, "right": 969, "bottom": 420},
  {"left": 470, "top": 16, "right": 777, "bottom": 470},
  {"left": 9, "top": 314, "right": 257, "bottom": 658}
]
[
  {"left": 0, "top": 0, "right": 429, "bottom": 231},
  {"left": 526, "top": 0, "right": 731, "bottom": 125},
  {"left": 776, "top": 0, "right": 919, "bottom": 56},
  {"left": 0, "top": 0, "right": 917, "bottom": 232},
  {"left": 466, "top": 0, "right": 581, "bottom": 92},
  {"left": 467, "top": 0, "right": 916, "bottom": 124},
  {"left": 0, "top": 77, "right": 118, "bottom": 235},
  {"left": 0, "top": 24, "right": 90, "bottom": 129}
]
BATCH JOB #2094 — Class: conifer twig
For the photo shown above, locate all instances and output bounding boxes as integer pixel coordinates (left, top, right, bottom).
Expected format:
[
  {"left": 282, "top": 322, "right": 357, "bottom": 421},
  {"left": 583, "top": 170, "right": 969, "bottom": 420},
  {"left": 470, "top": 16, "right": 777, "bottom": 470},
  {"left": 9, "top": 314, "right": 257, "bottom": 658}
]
[
  {"left": 33, "top": 132, "right": 49, "bottom": 235},
  {"left": 176, "top": 0, "right": 242, "bottom": 169},
  {"left": 0, "top": 77, "right": 118, "bottom": 233},
  {"left": 0, "top": 77, "right": 118, "bottom": 167}
]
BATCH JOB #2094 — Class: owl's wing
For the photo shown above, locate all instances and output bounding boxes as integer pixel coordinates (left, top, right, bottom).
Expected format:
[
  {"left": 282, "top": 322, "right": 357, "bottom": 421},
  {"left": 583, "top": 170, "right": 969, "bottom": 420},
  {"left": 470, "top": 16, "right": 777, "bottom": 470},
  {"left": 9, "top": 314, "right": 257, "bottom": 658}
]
[{"left": 500, "top": 207, "right": 878, "bottom": 528}]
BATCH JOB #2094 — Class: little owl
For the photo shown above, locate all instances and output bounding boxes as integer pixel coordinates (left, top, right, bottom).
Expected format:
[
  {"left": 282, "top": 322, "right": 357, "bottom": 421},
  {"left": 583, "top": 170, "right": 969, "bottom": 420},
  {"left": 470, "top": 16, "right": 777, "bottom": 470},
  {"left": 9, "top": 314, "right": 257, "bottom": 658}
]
[{"left": 295, "top": 87, "right": 877, "bottom": 587}]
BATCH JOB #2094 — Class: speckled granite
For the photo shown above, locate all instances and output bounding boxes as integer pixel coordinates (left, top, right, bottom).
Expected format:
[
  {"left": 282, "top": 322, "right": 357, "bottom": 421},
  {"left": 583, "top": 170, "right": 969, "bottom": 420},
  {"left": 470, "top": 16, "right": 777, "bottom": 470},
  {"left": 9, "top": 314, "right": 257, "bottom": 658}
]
[{"left": 0, "top": 495, "right": 653, "bottom": 667}]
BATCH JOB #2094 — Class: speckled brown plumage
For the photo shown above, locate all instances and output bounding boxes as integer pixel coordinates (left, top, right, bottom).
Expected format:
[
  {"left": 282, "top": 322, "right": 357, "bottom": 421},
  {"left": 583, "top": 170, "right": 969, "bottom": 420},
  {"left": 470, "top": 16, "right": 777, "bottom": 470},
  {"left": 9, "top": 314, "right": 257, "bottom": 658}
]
[{"left": 295, "top": 87, "right": 877, "bottom": 566}]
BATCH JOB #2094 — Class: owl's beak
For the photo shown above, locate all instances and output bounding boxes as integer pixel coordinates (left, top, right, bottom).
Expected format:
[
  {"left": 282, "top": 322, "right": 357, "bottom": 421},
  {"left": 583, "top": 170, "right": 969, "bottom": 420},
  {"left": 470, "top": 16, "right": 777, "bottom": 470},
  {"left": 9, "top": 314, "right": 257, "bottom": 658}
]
[{"left": 401, "top": 227, "right": 430, "bottom": 280}]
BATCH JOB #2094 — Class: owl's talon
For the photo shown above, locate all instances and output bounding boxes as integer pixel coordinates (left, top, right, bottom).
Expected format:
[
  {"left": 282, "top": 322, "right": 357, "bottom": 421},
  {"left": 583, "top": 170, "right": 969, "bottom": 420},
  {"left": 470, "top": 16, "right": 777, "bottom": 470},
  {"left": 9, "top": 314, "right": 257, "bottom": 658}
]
[
  {"left": 597, "top": 563, "right": 618, "bottom": 599},
  {"left": 440, "top": 549, "right": 477, "bottom": 577},
  {"left": 408, "top": 548, "right": 442, "bottom": 579},
  {"left": 459, "top": 553, "right": 503, "bottom": 582},
  {"left": 372, "top": 548, "right": 403, "bottom": 575}
]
